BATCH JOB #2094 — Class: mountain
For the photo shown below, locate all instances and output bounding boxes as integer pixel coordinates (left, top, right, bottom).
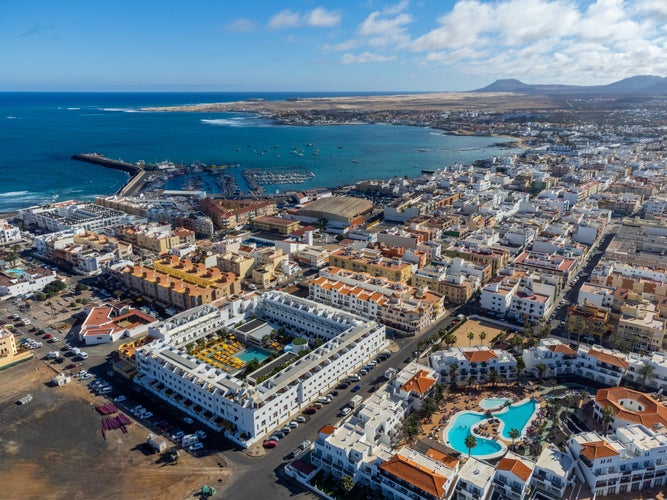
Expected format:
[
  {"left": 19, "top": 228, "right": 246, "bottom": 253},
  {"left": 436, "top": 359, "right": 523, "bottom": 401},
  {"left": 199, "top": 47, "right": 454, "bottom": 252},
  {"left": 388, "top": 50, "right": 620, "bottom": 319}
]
[{"left": 474, "top": 75, "right": 667, "bottom": 96}]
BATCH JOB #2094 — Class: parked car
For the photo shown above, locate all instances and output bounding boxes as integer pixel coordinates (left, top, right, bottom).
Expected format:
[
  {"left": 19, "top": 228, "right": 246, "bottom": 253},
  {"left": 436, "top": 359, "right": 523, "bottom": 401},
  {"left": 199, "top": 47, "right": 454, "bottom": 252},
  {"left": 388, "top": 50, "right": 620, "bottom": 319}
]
[
  {"left": 114, "top": 395, "right": 126, "bottom": 402},
  {"left": 295, "top": 416, "right": 306, "bottom": 423},
  {"left": 340, "top": 407, "right": 352, "bottom": 416},
  {"left": 65, "top": 363, "right": 76, "bottom": 370},
  {"left": 263, "top": 439, "right": 278, "bottom": 449},
  {"left": 303, "top": 406, "right": 317, "bottom": 415},
  {"left": 289, "top": 420, "right": 299, "bottom": 429},
  {"left": 351, "top": 384, "right": 362, "bottom": 393},
  {"left": 183, "top": 417, "right": 194, "bottom": 425},
  {"left": 189, "top": 442, "right": 204, "bottom": 451},
  {"left": 195, "top": 430, "right": 207, "bottom": 439}
]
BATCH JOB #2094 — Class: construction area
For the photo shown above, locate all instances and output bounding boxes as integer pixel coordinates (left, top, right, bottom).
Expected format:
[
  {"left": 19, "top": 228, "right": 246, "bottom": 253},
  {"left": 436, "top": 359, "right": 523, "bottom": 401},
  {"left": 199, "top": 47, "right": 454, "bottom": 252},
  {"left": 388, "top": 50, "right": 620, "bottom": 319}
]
[{"left": 0, "top": 360, "right": 227, "bottom": 499}]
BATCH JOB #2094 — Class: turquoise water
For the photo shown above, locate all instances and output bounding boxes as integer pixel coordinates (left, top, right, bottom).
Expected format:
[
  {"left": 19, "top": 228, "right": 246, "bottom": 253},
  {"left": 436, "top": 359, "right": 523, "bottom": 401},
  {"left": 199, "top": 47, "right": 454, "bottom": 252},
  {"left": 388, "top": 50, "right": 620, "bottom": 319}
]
[
  {"left": 479, "top": 397, "right": 511, "bottom": 410},
  {"left": 5, "top": 268, "right": 25, "bottom": 277},
  {"left": 0, "top": 92, "right": 522, "bottom": 212},
  {"left": 236, "top": 347, "right": 271, "bottom": 364},
  {"left": 447, "top": 399, "right": 537, "bottom": 456}
]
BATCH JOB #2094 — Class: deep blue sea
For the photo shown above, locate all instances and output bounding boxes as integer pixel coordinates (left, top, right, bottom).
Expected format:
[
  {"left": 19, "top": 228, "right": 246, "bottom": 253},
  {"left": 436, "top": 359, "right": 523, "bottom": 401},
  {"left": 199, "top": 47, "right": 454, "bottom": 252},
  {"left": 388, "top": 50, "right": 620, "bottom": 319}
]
[{"left": 0, "top": 92, "right": 520, "bottom": 212}]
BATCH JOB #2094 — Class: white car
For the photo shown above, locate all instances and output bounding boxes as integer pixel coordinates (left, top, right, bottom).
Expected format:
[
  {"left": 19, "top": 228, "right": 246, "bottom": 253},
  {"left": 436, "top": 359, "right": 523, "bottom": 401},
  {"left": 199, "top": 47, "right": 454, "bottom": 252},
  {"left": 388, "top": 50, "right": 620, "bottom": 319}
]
[
  {"left": 189, "top": 442, "right": 204, "bottom": 451},
  {"left": 114, "top": 395, "right": 126, "bottom": 402}
]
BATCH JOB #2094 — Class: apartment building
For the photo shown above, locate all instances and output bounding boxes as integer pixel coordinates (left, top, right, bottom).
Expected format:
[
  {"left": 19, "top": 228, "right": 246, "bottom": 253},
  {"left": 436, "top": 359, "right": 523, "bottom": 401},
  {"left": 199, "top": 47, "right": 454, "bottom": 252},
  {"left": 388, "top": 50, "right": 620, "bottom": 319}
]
[
  {"left": 0, "top": 219, "right": 21, "bottom": 245},
  {"left": 565, "top": 303, "right": 611, "bottom": 344},
  {"left": 491, "top": 452, "right": 535, "bottom": 500},
  {"left": 429, "top": 347, "right": 517, "bottom": 385},
  {"left": 530, "top": 444, "right": 576, "bottom": 500},
  {"left": 577, "top": 283, "right": 615, "bottom": 310},
  {"left": 412, "top": 267, "right": 478, "bottom": 305},
  {"left": 567, "top": 425, "right": 667, "bottom": 496},
  {"left": 451, "top": 457, "right": 495, "bottom": 500},
  {"left": 480, "top": 271, "right": 553, "bottom": 323},
  {"left": 135, "top": 294, "right": 386, "bottom": 448},
  {"left": 19, "top": 200, "right": 137, "bottom": 233},
  {"left": 574, "top": 345, "right": 629, "bottom": 386},
  {"left": 200, "top": 198, "right": 276, "bottom": 230},
  {"left": 310, "top": 267, "right": 445, "bottom": 334},
  {"left": 513, "top": 251, "right": 578, "bottom": 285},
  {"left": 522, "top": 338, "right": 578, "bottom": 378},
  {"left": 328, "top": 248, "right": 414, "bottom": 283},
  {"left": 442, "top": 245, "right": 510, "bottom": 275},
  {"left": 0, "top": 266, "right": 56, "bottom": 298},
  {"left": 594, "top": 387, "right": 667, "bottom": 431},
  {"left": 616, "top": 301, "right": 667, "bottom": 353}
]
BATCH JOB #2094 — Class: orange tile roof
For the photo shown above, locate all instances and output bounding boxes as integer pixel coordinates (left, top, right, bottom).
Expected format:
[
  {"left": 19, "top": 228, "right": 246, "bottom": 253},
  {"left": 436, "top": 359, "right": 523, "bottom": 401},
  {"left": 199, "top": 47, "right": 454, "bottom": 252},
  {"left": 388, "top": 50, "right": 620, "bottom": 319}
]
[
  {"left": 588, "top": 349, "right": 629, "bottom": 369},
  {"left": 400, "top": 370, "right": 437, "bottom": 395},
  {"left": 380, "top": 454, "right": 448, "bottom": 498},
  {"left": 595, "top": 387, "right": 667, "bottom": 428},
  {"left": 463, "top": 350, "right": 498, "bottom": 363},
  {"left": 424, "top": 448, "right": 459, "bottom": 469},
  {"left": 548, "top": 343, "right": 577, "bottom": 356},
  {"left": 580, "top": 440, "right": 619, "bottom": 461},
  {"left": 318, "top": 425, "right": 336, "bottom": 435},
  {"left": 497, "top": 457, "right": 533, "bottom": 482}
]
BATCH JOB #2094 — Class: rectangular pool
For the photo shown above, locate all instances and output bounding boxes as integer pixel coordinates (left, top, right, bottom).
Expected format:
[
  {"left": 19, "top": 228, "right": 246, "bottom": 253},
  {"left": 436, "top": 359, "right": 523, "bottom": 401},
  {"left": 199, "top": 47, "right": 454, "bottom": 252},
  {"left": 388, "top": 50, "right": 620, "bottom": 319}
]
[{"left": 236, "top": 347, "right": 271, "bottom": 364}]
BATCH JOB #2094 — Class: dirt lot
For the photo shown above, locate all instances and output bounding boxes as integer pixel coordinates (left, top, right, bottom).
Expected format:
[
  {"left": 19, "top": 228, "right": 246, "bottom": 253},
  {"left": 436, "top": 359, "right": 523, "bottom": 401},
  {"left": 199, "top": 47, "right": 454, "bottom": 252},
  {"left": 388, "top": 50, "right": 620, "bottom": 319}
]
[
  {"left": 451, "top": 319, "right": 507, "bottom": 348},
  {"left": 0, "top": 360, "right": 226, "bottom": 500}
]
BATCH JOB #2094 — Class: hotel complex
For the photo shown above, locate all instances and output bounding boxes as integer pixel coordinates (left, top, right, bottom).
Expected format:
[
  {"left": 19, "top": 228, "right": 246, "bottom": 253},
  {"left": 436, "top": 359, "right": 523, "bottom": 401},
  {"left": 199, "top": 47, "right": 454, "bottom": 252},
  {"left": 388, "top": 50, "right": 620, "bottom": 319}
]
[{"left": 134, "top": 292, "right": 386, "bottom": 447}]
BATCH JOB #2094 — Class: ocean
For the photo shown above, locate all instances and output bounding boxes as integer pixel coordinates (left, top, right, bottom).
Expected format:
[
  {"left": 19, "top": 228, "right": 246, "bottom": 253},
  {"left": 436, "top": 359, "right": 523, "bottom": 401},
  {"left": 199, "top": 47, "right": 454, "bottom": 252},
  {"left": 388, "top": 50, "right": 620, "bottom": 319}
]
[{"left": 0, "top": 92, "right": 520, "bottom": 213}]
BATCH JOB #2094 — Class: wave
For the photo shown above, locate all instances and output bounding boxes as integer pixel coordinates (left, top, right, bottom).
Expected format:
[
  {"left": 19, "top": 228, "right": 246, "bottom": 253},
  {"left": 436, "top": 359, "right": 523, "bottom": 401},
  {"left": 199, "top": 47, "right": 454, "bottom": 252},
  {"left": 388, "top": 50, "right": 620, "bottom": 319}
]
[
  {"left": 100, "top": 107, "right": 141, "bottom": 113},
  {"left": 5, "top": 116, "right": 17, "bottom": 119},
  {"left": 200, "top": 117, "right": 270, "bottom": 128},
  {"left": 0, "top": 191, "right": 31, "bottom": 198},
  {"left": 66, "top": 107, "right": 81, "bottom": 111}
]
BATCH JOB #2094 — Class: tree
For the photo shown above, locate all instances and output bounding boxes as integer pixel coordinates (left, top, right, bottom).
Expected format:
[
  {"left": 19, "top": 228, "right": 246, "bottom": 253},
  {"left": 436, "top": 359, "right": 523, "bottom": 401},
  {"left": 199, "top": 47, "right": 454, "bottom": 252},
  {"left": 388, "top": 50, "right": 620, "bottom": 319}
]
[
  {"left": 7, "top": 245, "right": 19, "bottom": 268},
  {"left": 467, "top": 331, "right": 475, "bottom": 347},
  {"left": 464, "top": 434, "right": 477, "bottom": 457},
  {"left": 479, "top": 331, "right": 487, "bottom": 345},
  {"left": 638, "top": 362, "right": 656, "bottom": 390},
  {"left": 402, "top": 414, "right": 421, "bottom": 444},
  {"left": 339, "top": 475, "right": 354, "bottom": 494},
  {"left": 449, "top": 363, "right": 459, "bottom": 387},
  {"left": 420, "top": 397, "right": 438, "bottom": 423},
  {"left": 600, "top": 405, "right": 616, "bottom": 433},
  {"left": 488, "top": 369, "right": 499, "bottom": 388},
  {"left": 515, "top": 356, "right": 526, "bottom": 379},
  {"left": 444, "top": 332, "right": 457, "bottom": 349},
  {"left": 509, "top": 335, "right": 523, "bottom": 353},
  {"left": 536, "top": 363, "right": 548, "bottom": 382},
  {"left": 508, "top": 428, "right": 520, "bottom": 450}
]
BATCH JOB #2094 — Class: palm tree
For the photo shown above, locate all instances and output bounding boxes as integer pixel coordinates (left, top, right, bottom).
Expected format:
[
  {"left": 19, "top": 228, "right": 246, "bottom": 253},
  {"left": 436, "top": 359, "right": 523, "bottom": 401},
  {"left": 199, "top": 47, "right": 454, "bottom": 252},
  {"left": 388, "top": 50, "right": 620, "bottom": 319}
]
[
  {"left": 509, "top": 335, "right": 523, "bottom": 353},
  {"left": 467, "top": 331, "right": 475, "bottom": 347},
  {"left": 479, "top": 330, "right": 487, "bottom": 345},
  {"left": 488, "top": 368, "right": 499, "bottom": 388},
  {"left": 420, "top": 397, "right": 438, "bottom": 423},
  {"left": 536, "top": 363, "right": 548, "bottom": 382},
  {"left": 600, "top": 405, "right": 616, "bottom": 434},
  {"left": 464, "top": 434, "right": 477, "bottom": 458},
  {"left": 638, "top": 362, "right": 656, "bottom": 390},
  {"left": 7, "top": 245, "right": 19, "bottom": 268},
  {"left": 444, "top": 332, "right": 457, "bottom": 349},
  {"left": 339, "top": 475, "right": 354, "bottom": 494},
  {"left": 508, "top": 428, "right": 520, "bottom": 450},
  {"left": 403, "top": 414, "right": 421, "bottom": 444},
  {"left": 449, "top": 363, "right": 459, "bottom": 387},
  {"left": 515, "top": 356, "right": 526, "bottom": 380}
]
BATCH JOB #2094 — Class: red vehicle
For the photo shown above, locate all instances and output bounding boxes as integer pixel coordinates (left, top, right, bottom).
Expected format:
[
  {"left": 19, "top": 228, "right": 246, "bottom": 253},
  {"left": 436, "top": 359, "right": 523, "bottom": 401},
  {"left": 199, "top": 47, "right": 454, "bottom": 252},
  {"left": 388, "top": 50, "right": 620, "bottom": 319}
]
[
  {"left": 263, "top": 439, "right": 278, "bottom": 449},
  {"left": 65, "top": 363, "right": 76, "bottom": 370},
  {"left": 43, "top": 333, "right": 52, "bottom": 339},
  {"left": 303, "top": 406, "right": 317, "bottom": 415}
]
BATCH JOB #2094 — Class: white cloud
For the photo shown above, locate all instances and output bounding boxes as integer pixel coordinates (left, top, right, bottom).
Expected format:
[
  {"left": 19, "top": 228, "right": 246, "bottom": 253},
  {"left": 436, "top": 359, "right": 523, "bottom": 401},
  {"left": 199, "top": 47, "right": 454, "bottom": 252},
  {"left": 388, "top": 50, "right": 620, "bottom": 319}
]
[
  {"left": 382, "top": 0, "right": 410, "bottom": 16},
  {"left": 268, "top": 7, "right": 342, "bottom": 30},
  {"left": 323, "top": 39, "right": 362, "bottom": 51},
  {"left": 358, "top": 10, "right": 413, "bottom": 48},
  {"left": 341, "top": 52, "right": 397, "bottom": 64},
  {"left": 226, "top": 18, "right": 257, "bottom": 33},
  {"left": 306, "top": 8, "right": 342, "bottom": 27},
  {"left": 268, "top": 10, "right": 302, "bottom": 29}
]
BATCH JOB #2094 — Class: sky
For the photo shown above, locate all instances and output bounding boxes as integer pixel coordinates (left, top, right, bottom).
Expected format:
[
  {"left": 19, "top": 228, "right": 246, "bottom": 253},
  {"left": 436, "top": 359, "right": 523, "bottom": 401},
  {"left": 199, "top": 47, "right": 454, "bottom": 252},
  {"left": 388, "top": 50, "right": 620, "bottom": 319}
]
[{"left": 2, "top": 0, "right": 666, "bottom": 92}]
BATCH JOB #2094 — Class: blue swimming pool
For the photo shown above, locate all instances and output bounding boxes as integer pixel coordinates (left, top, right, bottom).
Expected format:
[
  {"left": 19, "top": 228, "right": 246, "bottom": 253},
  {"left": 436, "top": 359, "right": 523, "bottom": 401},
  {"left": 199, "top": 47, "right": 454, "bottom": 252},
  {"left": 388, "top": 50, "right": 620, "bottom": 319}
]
[
  {"left": 236, "top": 347, "right": 271, "bottom": 364},
  {"left": 479, "top": 397, "right": 511, "bottom": 410},
  {"left": 446, "top": 399, "right": 537, "bottom": 457}
]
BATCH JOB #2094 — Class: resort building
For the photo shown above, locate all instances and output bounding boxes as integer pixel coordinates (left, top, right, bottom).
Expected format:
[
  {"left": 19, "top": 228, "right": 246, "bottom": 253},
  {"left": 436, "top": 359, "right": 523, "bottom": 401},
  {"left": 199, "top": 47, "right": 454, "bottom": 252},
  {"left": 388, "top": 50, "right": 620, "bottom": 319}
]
[
  {"left": 567, "top": 425, "right": 667, "bottom": 496},
  {"left": 18, "top": 200, "right": 137, "bottom": 233},
  {"left": 625, "top": 350, "right": 667, "bottom": 392},
  {"left": 79, "top": 305, "right": 158, "bottom": 346},
  {"left": 309, "top": 266, "right": 445, "bottom": 334},
  {"left": 451, "top": 457, "right": 495, "bottom": 500},
  {"left": 200, "top": 198, "right": 276, "bottom": 230},
  {"left": 529, "top": 444, "right": 577, "bottom": 500},
  {"left": 594, "top": 387, "right": 667, "bottom": 432},
  {"left": 429, "top": 347, "right": 517, "bottom": 385},
  {"left": 574, "top": 345, "right": 629, "bottom": 386},
  {"left": 491, "top": 452, "right": 535, "bottom": 500},
  {"left": 0, "top": 266, "right": 56, "bottom": 298},
  {"left": 134, "top": 293, "right": 386, "bottom": 447},
  {"left": 328, "top": 248, "right": 414, "bottom": 283},
  {"left": 522, "top": 338, "right": 578, "bottom": 379},
  {"left": 378, "top": 447, "right": 459, "bottom": 500}
]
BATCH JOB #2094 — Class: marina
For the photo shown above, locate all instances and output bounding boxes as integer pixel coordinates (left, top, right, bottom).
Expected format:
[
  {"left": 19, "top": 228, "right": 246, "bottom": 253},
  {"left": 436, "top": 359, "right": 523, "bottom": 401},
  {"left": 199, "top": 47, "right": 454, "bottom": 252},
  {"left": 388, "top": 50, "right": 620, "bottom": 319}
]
[{"left": 243, "top": 166, "right": 315, "bottom": 192}]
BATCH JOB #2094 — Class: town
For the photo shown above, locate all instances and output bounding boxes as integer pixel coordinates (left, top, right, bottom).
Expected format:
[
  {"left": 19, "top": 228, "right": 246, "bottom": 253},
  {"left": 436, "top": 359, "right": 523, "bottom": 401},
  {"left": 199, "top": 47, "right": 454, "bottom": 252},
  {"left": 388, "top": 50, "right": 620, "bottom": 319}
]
[{"left": 2, "top": 103, "right": 667, "bottom": 500}]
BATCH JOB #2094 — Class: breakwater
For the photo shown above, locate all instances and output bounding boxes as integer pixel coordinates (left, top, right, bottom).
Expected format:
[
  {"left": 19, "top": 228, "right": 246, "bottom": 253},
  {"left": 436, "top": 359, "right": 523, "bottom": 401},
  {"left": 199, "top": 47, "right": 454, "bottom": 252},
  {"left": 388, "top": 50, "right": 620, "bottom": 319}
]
[{"left": 71, "top": 153, "right": 148, "bottom": 196}]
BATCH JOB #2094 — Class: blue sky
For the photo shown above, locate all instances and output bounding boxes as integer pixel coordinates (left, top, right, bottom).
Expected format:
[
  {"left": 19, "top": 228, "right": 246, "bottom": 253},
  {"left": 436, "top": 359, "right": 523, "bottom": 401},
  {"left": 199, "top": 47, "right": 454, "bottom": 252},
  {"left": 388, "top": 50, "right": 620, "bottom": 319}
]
[{"left": 2, "top": 0, "right": 666, "bottom": 91}]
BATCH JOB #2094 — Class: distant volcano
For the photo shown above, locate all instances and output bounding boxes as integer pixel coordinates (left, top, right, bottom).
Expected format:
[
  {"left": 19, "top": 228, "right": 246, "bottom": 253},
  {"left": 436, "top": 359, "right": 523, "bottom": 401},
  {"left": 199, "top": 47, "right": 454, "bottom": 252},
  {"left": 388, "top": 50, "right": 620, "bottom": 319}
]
[{"left": 474, "top": 75, "right": 667, "bottom": 96}]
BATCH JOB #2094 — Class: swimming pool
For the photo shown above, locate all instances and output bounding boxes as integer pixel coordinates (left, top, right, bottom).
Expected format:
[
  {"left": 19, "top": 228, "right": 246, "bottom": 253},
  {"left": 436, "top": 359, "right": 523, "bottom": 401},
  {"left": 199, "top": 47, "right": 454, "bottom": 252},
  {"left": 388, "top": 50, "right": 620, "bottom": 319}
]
[
  {"left": 236, "top": 347, "right": 271, "bottom": 364},
  {"left": 479, "top": 397, "right": 511, "bottom": 410},
  {"left": 445, "top": 399, "right": 538, "bottom": 457}
]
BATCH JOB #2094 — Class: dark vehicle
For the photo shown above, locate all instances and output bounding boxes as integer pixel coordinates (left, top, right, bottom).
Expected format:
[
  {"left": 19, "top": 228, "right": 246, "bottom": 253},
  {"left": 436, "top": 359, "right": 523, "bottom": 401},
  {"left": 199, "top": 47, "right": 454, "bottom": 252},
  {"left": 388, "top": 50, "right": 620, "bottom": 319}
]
[
  {"left": 351, "top": 384, "right": 362, "bottom": 393},
  {"left": 303, "top": 406, "right": 317, "bottom": 415},
  {"left": 337, "top": 381, "right": 350, "bottom": 389},
  {"left": 65, "top": 363, "right": 76, "bottom": 369}
]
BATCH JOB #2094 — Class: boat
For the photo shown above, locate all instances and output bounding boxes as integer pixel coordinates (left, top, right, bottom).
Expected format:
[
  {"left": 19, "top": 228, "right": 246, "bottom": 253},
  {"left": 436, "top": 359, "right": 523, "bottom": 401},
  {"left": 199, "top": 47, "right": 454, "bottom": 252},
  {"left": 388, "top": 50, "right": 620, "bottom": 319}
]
[
  {"left": 337, "top": 145, "right": 344, "bottom": 149},
  {"left": 352, "top": 159, "right": 359, "bottom": 164},
  {"left": 421, "top": 169, "right": 436, "bottom": 174}
]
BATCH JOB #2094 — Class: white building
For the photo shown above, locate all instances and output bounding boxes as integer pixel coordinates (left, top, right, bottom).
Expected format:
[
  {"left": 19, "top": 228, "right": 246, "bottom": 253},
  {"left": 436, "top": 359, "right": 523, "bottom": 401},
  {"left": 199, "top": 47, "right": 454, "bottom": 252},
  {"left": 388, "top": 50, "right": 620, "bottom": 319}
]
[
  {"left": 452, "top": 457, "right": 495, "bottom": 500},
  {"left": 430, "top": 346, "right": 517, "bottom": 385},
  {"left": 19, "top": 200, "right": 138, "bottom": 233},
  {"left": 134, "top": 293, "right": 385, "bottom": 448},
  {"left": 577, "top": 283, "right": 615, "bottom": 310},
  {"left": 0, "top": 266, "right": 56, "bottom": 297},
  {"left": 0, "top": 219, "right": 21, "bottom": 245},
  {"left": 574, "top": 345, "right": 629, "bottom": 386},
  {"left": 530, "top": 444, "right": 576, "bottom": 500},
  {"left": 522, "top": 338, "right": 578, "bottom": 379},
  {"left": 491, "top": 452, "right": 535, "bottom": 500},
  {"left": 567, "top": 425, "right": 667, "bottom": 496}
]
